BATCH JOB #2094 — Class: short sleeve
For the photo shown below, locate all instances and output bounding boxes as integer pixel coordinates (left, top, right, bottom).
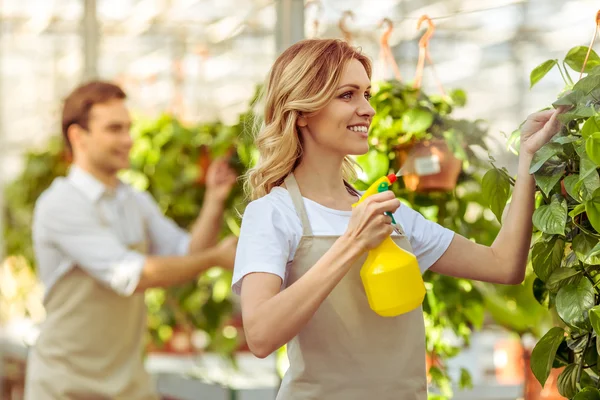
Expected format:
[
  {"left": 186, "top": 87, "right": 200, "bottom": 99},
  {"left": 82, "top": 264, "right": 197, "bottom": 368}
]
[
  {"left": 231, "top": 199, "right": 295, "bottom": 295},
  {"left": 34, "top": 195, "right": 146, "bottom": 296},
  {"left": 395, "top": 206, "right": 455, "bottom": 274},
  {"left": 136, "top": 191, "right": 191, "bottom": 256}
]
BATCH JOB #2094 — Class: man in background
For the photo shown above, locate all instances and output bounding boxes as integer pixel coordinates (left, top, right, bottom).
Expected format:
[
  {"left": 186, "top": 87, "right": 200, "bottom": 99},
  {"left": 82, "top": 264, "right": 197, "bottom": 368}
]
[{"left": 24, "top": 81, "right": 238, "bottom": 399}]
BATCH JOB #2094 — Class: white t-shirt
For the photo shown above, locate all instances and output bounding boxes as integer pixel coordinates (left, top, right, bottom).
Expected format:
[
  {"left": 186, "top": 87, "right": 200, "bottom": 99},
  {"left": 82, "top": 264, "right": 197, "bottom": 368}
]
[{"left": 232, "top": 186, "right": 455, "bottom": 295}]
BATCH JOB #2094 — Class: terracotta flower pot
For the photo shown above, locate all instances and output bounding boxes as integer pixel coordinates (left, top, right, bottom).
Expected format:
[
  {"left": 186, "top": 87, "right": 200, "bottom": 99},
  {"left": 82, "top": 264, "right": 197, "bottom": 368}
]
[{"left": 395, "top": 139, "right": 462, "bottom": 193}]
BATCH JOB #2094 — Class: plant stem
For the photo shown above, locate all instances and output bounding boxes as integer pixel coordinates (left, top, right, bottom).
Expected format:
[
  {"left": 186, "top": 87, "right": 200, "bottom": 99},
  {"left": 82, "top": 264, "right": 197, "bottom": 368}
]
[
  {"left": 561, "top": 61, "right": 575, "bottom": 86},
  {"left": 557, "top": 62, "right": 571, "bottom": 86}
]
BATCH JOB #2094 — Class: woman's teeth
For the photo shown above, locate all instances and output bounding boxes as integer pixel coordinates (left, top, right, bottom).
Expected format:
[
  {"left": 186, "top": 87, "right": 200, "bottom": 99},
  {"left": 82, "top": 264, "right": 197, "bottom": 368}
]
[{"left": 348, "top": 126, "right": 368, "bottom": 133}]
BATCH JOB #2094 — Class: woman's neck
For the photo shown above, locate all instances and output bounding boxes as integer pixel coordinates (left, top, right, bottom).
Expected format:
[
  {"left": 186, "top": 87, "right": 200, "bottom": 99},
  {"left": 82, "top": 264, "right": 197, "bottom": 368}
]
[{"left": 292, "top": 154, "right": 357, "bottom": 210}]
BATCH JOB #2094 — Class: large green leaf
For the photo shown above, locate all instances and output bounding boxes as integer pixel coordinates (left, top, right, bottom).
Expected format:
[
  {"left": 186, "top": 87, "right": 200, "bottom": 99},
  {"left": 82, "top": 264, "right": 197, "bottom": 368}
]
[
  {"left": 582, "top": 116, "right": 600, "bottom": 140},
  {"left": 531, "top": 327, "right": 565, "bottom": 387},
  {"left": 546, "top": 267, "right": 582, "bottom": 293},
  {"left": 532, "top": 196, "right": 568, "bottom": 236},
  {"left": 482, "top": 169, "right": 511, "bottom": 222},
  {"left": 573, "top": 233, "right": 600, "bottom": 265},
  {"left": 586, "top": 132, "right": 600, "bottom": 166},
  {"left": 532, "top": 237, "right": 565, "bottom": 282},
  {"left": 557, "top": 363, "right": 579, "bottom": 399},
  {"left": 530, "top": 59, "right": 558, "bottom": 88},
  {"left": 529, "top": 143, "right": 563, "bottom": 174},
  {"left": 556, "top": 278, "right": 595, "bottom": 330},
  {"left": 574, "top": 388, "right": 600, "bottom": 400},
  {"left": 534, "top": 157, "right": 566, "bottom": 198},
  {"left": 565, "top": 46, "right": 600, "bottom": 73},
  {"left": 401, "top": 108, "right": 434, "bottom": 134},
  {"left": 585, "top": 188, "right": 600, "bottom": 233}
]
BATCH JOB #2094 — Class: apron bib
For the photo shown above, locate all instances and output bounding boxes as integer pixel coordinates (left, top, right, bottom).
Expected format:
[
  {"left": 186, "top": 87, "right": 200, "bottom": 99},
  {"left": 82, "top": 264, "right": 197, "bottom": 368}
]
[{"left": 276, "top": 173, "right": 428, "bottom": 400}]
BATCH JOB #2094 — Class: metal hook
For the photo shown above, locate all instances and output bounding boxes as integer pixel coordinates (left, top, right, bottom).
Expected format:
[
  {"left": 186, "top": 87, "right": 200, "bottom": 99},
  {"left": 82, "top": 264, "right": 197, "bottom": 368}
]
[
  {"left": 339, "top": 10, "right": 354, "bottom": 43},
  {"left": 417, "top": 15, "right": 435, "bottom": 49},
  {"left": 378, "top": 17, "right": 393, "bottom": 46},
  {"left": 378, "top": 17, "right": 402, "bottom": 81},
  {"left": 414, "top": 15, "right": 444, "bottom": 94}
]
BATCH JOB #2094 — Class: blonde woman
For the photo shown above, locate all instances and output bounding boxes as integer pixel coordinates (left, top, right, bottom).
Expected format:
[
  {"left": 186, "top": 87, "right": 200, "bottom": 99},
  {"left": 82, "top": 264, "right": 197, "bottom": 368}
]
[{"left": 232, "top": 39, "right": 563, "bottom": 399}]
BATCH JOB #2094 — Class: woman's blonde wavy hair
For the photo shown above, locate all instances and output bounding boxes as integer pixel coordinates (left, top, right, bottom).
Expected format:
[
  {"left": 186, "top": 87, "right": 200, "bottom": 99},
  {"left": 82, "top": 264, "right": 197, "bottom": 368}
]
[{"left": 245, "top": 39, "right": 372, "bottom": 200}]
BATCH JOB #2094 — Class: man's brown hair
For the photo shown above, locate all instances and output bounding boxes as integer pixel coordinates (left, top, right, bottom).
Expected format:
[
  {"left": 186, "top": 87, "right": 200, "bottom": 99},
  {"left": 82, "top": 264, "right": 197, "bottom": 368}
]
[{"left": 61, "top": 81, "right": 127, "bottom": 150}]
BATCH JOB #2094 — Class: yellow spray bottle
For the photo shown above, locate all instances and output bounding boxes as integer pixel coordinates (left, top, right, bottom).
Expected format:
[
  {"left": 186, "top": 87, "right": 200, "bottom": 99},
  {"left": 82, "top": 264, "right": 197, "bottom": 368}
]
[{"left": 353, "top": 174, "right": 426, "bottom": 317}]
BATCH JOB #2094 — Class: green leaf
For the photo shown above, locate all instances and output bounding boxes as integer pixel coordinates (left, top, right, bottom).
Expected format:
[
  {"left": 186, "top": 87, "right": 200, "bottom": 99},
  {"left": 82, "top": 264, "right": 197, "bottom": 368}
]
[
  {"left": 553, "top": 90, "right": 584, "bottom": 107},
  {"left": 559, "top": 106, "right": 597, "bottom": 124},
  {"left": 574, "top": 387, "right": 600, "bottom": 400},
  {"left": 356, "top": 150, "right": 390, "bottom": 184},
  {"left": 532, "top": 237, "right": 565, "bottom": 282},
  {"left": 569, "top": 204, "right": 586, "bottom": 218},
  {"left": 582, "top": 171, "right": 600, "bottom": 202},
  {"left": 546, "top": 267, "right": 582, "bottom": 292},
  {"left": 556, "top": 278, "right": 595, "bottom": 330},
  {"left": 586, "top": 132, "right": 600, "bottom": 166},
  {"left": 557, "top": 363, "right": 579, "bottom": 399},
  {"left": 585, "top": 188, "right": 600, "bottom": 233},
  {"left": 565, "top": 175, "right": 583, "bottom": 201},
  {"left": 532, "top": 197, "right": 568, "bottom": 236},
  {"left": 459, "top": 368, "right": 473, "bottom": 390},
  {"left": 530, "top": 59, "right": 558, "bottom": 88},
  {"left": 534, "top": 157, "right": 566, "bottom": 198},
  {"left": 529, "top": 143, "right": 563, "bottom": 174},
  {"left": 565, "top": 46, "right": 600, "bottom": 73},
  {"left": 552, "top": 135, "right": 580, "bottom": 145},
  {"left": 574, "top": 75, "right": 600, "bottom": 96},
  {"left": 582, "top": 116, "right": 600, "bottom": 140},
  {"left": 590, "top": 306, "right": 600, "bottom": 336},
  {"left": 533, "top": 277, "right": 550, "bottom": 307},
  {"left": 573, "top": 233, "right": 600, "bottom": 265},
  {"left": 482, "top": 169, "right": 511, "bottom": 222},
  {"left": 449, "top": 89, "right": 467, "bottom": 107},
  {"left": 401, "top": 108, "right": 434, "bottom": 134},
  {"left": 531, "top": 327, "right": 565, "bottom": 387}
]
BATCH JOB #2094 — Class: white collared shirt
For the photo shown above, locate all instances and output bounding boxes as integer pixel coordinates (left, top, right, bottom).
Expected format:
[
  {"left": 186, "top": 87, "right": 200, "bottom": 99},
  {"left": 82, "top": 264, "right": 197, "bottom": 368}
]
[{"left": 32, "top": 165, "right": 191, "bottom": 298}]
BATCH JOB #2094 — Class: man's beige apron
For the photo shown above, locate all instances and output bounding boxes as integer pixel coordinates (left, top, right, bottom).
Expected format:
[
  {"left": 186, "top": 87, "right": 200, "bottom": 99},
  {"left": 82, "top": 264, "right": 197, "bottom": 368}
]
[
  {"left": 24, "top": 190, "right": 159, "bottom": 400},
  {"left": 277, "top": 173, "right": 427, "bottom": 400}
]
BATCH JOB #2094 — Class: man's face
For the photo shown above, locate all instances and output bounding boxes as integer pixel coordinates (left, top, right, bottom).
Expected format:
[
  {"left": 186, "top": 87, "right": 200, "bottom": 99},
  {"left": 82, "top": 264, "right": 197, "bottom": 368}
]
[{"left": 73, "top": 98, "right": 133, "bottom": 174}]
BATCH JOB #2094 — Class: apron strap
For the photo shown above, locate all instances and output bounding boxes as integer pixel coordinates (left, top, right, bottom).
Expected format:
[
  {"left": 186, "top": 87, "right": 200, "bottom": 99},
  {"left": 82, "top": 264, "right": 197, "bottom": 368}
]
[{"left": 284, "top": 173, "right": 313, "bottom": 236}]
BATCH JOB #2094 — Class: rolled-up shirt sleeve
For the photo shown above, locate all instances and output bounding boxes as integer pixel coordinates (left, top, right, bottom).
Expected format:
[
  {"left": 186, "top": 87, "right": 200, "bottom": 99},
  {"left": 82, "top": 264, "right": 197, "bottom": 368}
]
[
  {"left": 136, "top": 191, "right": 191, "bottom": 256},
  {"left": 35, "top": 198, "right": 146, "bottom": 296}
]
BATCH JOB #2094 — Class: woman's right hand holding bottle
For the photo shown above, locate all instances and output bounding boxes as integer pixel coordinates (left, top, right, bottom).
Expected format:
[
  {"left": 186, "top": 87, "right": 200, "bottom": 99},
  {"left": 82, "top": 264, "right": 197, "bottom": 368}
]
[{"left": 343, "top": 191, "right": 401, "bottom": 252}]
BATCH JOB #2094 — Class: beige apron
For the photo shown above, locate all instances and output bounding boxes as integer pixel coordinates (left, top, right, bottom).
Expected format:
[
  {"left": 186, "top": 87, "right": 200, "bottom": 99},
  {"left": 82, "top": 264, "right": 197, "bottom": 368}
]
[
  {"left": 277, "top": 173, "right": 427, "bottom": 400},
  {"left": 24, "top": 191, "right": 159, "bottom": 400}
]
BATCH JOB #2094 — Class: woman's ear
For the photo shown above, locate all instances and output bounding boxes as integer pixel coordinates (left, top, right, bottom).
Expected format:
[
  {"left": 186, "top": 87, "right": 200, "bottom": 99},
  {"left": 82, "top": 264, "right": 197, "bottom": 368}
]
[{"left": 297, "top": 112, "right": 308, "bottom": 127}]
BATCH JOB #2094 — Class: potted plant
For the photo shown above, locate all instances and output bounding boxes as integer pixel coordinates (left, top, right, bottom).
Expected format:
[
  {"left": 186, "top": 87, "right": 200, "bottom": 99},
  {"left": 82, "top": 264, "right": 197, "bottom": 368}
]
[
  {"left": 368, "top": 80, "right": 489, "bottom": 192},
  {"left": 484, "top": 44, "right": 600, "bottom": 399}
]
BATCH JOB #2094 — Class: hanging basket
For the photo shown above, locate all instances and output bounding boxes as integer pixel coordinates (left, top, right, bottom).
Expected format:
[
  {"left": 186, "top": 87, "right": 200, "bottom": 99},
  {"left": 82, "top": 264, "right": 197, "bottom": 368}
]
[{"left": 395, "top": 139, "right": 462, "bottom": 193}]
